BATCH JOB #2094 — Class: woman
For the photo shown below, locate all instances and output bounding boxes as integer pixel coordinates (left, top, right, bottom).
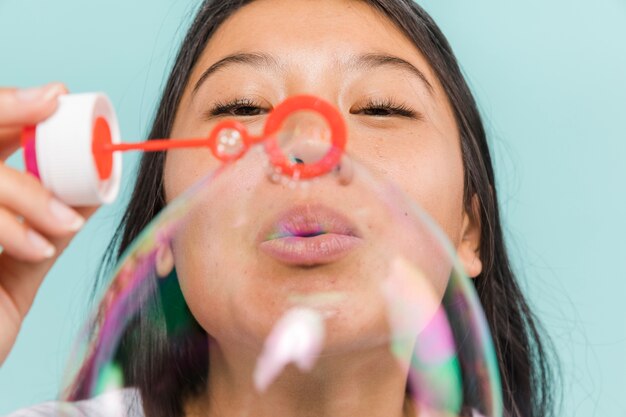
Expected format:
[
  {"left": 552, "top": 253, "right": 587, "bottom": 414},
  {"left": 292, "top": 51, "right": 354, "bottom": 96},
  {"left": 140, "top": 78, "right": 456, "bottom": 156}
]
[{"left": 0, "top": 0, "right": 556, "bottom": 416}]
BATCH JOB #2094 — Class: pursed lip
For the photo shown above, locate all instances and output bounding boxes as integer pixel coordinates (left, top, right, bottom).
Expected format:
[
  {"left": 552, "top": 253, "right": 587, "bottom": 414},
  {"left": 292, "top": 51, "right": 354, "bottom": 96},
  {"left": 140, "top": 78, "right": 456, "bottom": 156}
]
[{"left": 258, "top": 204, "right": 363, "bottom": 266}]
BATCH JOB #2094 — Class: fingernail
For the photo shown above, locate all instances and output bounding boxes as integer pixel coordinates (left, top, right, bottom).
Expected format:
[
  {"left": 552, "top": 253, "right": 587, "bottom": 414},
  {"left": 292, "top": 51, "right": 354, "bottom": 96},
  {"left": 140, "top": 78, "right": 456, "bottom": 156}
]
[
  {"left": 16, "top": 83, "right": 64, "bottom": 102},
  {"left": 49, "top": 198, "right": 85, "bottom": 231},
  {"left": 26, "top": 229, "right": 56, "bottom": 258}
]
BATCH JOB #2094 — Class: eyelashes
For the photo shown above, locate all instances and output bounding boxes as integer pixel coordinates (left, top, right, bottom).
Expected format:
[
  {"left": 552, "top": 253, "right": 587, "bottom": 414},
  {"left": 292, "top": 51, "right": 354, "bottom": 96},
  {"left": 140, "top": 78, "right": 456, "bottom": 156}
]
[
  {"left": 207, "top": 97, "right": 420, "bottom": 119},
  {"left": 353, "top": 98, "right": 418, "bottom": 119},
  {"left": 209, "top": 97, "right": 270, "bottom": 117}
]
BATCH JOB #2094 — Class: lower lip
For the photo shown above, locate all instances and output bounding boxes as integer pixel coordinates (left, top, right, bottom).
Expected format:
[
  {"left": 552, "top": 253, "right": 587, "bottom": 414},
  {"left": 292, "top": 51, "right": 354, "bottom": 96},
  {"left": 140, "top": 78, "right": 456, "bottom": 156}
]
[{"left": 259, "top": 234, "right": 362, "bottom": 266}]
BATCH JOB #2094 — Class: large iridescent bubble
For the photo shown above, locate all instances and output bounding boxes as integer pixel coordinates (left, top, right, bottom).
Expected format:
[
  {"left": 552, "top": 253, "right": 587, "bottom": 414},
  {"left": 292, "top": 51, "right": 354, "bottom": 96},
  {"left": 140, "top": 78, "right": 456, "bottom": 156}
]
[{"left": 55, "top": 96, "right": 502, "bottom": 417}]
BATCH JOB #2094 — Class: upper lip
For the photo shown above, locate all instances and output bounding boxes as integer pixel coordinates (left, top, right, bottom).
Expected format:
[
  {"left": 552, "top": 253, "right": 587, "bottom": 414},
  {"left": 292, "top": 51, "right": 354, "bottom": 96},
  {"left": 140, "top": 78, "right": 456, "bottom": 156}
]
[{"left": 260, "top": 203, "right": 362, "bottom": 242}]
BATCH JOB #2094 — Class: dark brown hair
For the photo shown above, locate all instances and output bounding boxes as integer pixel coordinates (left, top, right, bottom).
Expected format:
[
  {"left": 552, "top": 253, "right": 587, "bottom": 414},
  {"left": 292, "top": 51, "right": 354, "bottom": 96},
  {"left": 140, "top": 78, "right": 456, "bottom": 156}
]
[{"left": 73, "top": 1, "right": 557, "bottom": 416}]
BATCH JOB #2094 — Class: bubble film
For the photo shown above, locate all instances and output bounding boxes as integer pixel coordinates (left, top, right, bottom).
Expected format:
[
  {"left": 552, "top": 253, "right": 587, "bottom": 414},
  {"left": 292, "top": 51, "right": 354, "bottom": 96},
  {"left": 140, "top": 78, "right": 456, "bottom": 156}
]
[{"left": 56, "top": 96, "right": 502, "bottom": 417}]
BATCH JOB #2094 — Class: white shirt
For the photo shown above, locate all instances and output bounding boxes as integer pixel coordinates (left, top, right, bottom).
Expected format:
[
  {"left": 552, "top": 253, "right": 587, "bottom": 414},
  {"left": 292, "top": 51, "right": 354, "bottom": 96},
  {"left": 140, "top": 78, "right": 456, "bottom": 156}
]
[{"left": 4, "top": 389, "right": 143, "bottom": 417}]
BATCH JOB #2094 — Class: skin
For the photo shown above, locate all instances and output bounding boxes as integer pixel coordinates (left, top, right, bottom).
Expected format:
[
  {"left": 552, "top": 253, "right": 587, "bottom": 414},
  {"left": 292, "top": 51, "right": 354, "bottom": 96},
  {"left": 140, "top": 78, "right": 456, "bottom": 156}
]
[{"left": 162, "top": 1, "right": 483, "bottom": 416}]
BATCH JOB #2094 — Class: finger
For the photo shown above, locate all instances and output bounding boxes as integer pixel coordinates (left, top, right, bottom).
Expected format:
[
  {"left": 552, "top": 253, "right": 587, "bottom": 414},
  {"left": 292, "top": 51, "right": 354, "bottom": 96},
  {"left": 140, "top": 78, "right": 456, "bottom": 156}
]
[
  {"left": 0, "top": 127, "right": 21, "bottom": 161},
  {"left": 0, "top": 206, "right": 98, "bottom": 320},
  {"left": 0, "top": 83, "right": 67, "bottom": 128},
  {"left": 0, "top": 163, "right": 85, "bottom": 237},
  {"left": 0, "top": 206, "right": 56, "bottom": 262}
]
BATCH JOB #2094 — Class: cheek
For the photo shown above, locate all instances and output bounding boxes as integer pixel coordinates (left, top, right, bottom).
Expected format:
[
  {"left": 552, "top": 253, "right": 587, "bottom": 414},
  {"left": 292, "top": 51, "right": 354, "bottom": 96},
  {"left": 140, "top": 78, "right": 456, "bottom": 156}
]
[
  {"left": 350, "top": 133, "right": 466, "bottom": 247},
  {"left": 163, "top": 149, "right": 221, "bottom": 201},
  {"left": 162, "top": 149, "right": 243, "bottom": 337},
  {"left": 167, "top": 179, "right": 260, "bottom": 346},
  {"left": 407, "top": 148, "right": 465, "bottom": 245}
]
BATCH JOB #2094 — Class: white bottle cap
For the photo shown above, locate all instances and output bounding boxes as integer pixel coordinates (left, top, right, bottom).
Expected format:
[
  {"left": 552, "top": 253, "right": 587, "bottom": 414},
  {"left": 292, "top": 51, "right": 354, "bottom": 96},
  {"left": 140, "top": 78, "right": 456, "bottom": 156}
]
[{"left": 33, "top": 93, "right": 122, "bottom": 206}]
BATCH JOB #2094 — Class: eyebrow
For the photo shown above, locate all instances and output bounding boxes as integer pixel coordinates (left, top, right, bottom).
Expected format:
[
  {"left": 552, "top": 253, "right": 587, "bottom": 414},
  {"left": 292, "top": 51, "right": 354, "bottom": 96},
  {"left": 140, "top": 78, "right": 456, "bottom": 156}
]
[
  {"left": 191, "top": 52, "right": 434, "bottom": 97},
  {"left": 350, "top": 53, "right": 434, "bottom": 94},
  {"left": 192, "top": 52, "right": 280, "bottom": 96}
]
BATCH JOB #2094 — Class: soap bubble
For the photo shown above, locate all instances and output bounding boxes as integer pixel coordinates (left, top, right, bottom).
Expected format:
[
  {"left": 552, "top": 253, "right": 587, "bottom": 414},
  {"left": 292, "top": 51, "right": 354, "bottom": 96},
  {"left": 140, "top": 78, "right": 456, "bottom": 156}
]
[{"left": 56, "top": 96, "right": 502, "bottom": 417}]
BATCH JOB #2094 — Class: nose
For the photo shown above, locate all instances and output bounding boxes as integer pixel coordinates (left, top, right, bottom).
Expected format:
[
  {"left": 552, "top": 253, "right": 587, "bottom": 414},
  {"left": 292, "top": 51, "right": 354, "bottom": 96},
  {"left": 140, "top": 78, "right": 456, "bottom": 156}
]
[
  {"left": 266, "top": 111, "right": 353, "bottom": 185},
  {"left": 280, "top": 111, "right": 331, "bottom": 163}
]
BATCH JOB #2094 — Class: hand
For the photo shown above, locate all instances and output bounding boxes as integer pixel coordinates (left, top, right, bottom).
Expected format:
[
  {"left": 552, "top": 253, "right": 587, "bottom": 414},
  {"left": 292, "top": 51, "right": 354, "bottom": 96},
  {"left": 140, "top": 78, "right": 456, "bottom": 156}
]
[{"left": 0, "top": 83, "right": 99, "bottom": 366}]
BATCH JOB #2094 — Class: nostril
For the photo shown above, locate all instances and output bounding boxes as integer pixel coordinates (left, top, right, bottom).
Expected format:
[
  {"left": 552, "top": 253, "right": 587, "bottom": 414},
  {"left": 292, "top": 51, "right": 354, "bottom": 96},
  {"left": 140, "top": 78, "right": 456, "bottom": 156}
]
[
  {"left": 335, "top": 155, "right": 353, "bottom": 186},
  {"left": 285, "top": 141, "right": 328, "bottom": 166}
]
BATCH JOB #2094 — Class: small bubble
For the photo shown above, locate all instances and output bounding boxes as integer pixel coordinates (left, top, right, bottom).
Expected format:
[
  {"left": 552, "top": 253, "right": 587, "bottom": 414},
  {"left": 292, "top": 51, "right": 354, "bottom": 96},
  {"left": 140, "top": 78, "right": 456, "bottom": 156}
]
[{"left": 216, "top": 128, "right": 244, "bottom": 157}]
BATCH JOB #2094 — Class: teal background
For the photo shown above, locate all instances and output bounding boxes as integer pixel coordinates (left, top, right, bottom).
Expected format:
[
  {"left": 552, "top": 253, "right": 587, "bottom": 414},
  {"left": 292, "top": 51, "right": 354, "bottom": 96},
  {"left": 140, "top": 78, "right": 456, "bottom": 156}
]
[{"left": 0, "top": 0, "right": 624, "bottom": 415}]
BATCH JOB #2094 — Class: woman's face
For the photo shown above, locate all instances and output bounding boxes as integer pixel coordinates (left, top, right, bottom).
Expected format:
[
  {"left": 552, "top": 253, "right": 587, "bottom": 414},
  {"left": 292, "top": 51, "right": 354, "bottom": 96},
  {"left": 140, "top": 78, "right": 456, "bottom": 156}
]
[{"left": 164, "top": 0, "right": 481, "bottom": 354}]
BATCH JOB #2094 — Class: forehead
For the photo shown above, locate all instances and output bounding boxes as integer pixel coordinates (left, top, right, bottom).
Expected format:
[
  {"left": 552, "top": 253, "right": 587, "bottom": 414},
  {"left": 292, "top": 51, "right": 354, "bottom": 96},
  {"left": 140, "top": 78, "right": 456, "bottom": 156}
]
[{"left": 195, "top": 0, "right": 437, "bottom": 80}]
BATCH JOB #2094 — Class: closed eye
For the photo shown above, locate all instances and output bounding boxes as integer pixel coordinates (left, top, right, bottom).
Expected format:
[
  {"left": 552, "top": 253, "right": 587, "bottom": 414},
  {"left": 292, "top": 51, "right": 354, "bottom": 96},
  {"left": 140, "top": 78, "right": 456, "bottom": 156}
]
[
  {"left": 209, "top": 98, "right": 271, "bottom": 117},
  {"left": 351, "top": 98, "right": 418, "bottom": 119}
]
